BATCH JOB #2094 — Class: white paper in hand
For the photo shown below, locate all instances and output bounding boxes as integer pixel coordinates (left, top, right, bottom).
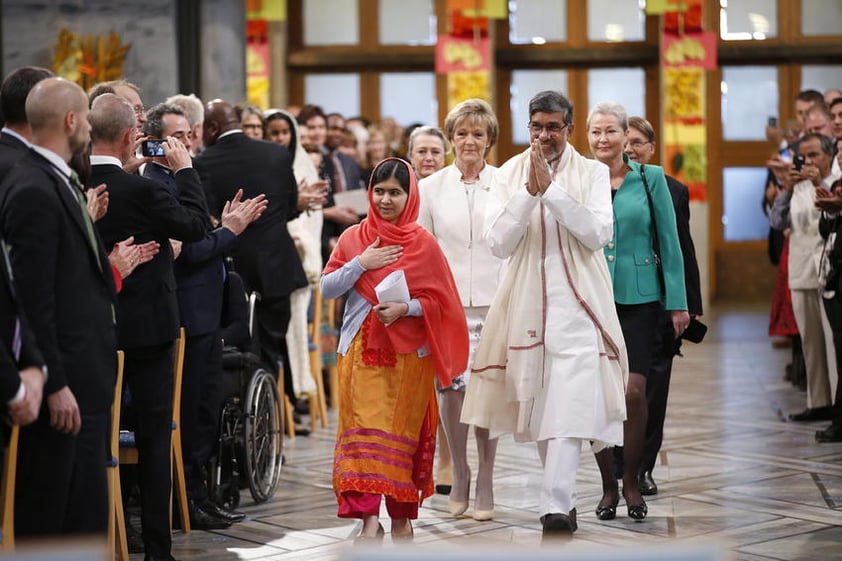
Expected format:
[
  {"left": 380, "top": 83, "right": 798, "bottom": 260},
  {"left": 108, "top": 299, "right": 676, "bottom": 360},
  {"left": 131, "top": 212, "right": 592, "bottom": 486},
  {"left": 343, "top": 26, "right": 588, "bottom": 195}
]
[{"left": 375, "top": 270, "right": 410, "bottom": 304}]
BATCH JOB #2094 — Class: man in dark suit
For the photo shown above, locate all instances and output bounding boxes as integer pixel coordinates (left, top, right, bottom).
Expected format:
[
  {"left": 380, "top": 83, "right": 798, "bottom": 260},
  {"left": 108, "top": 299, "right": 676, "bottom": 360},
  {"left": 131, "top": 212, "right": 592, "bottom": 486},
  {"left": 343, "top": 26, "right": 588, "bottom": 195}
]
[
  {"left": 0, "top": 240, "right": 46, "bottom": 432},
  {"left": 0, "top": 67, "right": 53, "bottom": 182},
  {"left": 142, "top": 102, "right": 265, "bottom": 528},
  {"left": 88, "top": 93, "right": 210, "bottom": 561},
  {"left": 194, "top": 101, "right": 307, "bottom": 405},
  {"left": 626, "top": 116, "right": 703, "bottom": 495},
  {"left": 0, "top": 77, "right": 118, "bottom": 536}
]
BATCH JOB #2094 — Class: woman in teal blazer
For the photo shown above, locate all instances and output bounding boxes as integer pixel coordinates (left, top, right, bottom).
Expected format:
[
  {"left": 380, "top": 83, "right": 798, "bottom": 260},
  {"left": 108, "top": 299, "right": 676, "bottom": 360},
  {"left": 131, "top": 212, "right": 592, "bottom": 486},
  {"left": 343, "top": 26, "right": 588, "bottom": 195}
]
[{"left": 587, "top": 101, "right": 690, "bottom": 522}]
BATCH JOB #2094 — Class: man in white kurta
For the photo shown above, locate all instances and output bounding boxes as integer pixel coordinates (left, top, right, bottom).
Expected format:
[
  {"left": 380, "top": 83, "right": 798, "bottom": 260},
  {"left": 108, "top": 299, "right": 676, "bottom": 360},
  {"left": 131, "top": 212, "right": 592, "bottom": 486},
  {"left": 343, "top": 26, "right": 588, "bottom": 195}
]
[{"left": 461, "top": 90, "right": 628, "bottom": 538}]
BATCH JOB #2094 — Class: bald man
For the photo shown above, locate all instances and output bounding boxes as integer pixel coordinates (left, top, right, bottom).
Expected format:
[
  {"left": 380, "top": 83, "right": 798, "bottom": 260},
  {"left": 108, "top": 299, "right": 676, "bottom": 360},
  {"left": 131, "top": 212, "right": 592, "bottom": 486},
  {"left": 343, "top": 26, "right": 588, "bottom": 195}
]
[
  {"left": 89, "top": 93, "right": 210, "bottom": 560},
  {"left": 194, "top": 101, "right": 306, "bottom": 405},
  {"left": 0, "top": 77, "right": 118, "bottom": 537}
]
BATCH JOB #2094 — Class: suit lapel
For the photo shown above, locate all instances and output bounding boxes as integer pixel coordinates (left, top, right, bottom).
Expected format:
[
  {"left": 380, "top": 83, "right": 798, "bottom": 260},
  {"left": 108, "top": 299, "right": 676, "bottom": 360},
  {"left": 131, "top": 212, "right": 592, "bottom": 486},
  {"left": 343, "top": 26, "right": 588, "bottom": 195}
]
[{"left": 38, "top": 157, "right": 113, "bottom": 285}]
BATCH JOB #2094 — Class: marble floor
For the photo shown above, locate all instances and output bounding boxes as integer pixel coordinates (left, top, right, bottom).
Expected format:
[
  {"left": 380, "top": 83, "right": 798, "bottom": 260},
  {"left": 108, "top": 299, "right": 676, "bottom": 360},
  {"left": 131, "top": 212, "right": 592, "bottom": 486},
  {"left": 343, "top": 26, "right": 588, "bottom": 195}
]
[{"left": 156, "top": 304, "right": 842, "bottom": 561}]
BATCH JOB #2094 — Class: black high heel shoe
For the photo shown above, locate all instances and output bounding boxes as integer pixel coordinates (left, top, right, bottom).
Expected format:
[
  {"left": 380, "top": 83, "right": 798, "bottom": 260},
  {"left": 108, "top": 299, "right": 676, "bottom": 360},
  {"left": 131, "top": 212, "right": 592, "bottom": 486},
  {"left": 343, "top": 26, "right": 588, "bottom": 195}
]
[
  {"left": 595, "top": 497, "right": 618, "bottom": 521},
  {"left": 626, "top": 500, "right": 648, "bottom": 521}
]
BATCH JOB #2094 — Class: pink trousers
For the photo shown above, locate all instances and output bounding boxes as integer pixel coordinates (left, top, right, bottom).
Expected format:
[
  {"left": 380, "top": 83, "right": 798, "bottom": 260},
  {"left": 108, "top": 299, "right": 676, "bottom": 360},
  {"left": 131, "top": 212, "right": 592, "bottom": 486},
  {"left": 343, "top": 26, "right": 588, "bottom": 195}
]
[{"left": 338, "top": 491, "right": 418, "bottom": 519}]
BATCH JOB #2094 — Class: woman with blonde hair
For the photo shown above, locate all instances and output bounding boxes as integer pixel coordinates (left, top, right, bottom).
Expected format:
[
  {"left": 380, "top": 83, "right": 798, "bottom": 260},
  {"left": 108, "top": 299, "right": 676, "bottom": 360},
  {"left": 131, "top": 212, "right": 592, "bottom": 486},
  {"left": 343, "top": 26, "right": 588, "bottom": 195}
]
[
  {"left": 417, "top": 98, "right": 503, "bottom": 520},
  {"left": 586, "top": 101, "right": 689, "bottom": 522}
]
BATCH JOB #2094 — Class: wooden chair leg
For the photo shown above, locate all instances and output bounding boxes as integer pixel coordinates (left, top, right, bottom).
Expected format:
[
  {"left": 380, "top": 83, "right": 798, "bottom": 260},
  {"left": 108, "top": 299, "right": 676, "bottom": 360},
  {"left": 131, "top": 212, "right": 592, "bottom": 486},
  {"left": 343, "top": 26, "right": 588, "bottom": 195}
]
[
  {"left": 110, "top": 465, "right": 129, "bottom": 561},
  {"left": 172, "top": 433, "right": 191, "bottom": 533},
  {"left": 277, "top": 365, "right": 296, "bottom": 439},
  {"left": 311, "top": 368, "right": 327, "bottom": 429},
  {"left": 1, "top": 425, "right": 20, "bottom": 552},
  {"left": 283, "top": 395, "right": 296, "bottom": 439}
]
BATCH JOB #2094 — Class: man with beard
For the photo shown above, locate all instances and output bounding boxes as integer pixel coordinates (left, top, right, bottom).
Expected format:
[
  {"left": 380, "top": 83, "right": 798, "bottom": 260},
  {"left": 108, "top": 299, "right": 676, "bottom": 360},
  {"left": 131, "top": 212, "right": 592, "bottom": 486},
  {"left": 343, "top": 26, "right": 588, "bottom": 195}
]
[{"left": 0, "top": 77, "right": 118, "bottom": 537}]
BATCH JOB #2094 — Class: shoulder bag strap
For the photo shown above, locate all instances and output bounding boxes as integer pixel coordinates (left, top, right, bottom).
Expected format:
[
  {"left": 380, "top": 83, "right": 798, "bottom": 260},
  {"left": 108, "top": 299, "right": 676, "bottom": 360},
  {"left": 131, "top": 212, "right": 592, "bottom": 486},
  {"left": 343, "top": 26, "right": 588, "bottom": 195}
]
[{"left": 640, "top": 164, "right": 665, "bottom": 295}]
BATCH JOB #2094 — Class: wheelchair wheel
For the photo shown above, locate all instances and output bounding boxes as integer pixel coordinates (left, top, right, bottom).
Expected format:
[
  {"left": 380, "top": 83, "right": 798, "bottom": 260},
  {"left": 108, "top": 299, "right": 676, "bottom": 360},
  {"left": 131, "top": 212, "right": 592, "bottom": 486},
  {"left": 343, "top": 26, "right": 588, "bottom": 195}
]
[
  {"left": 244, "top": 368, "right": 283, "bottom": 503},
  {"left": 209, "top": 399, "right": 243, "bottom": 509}
]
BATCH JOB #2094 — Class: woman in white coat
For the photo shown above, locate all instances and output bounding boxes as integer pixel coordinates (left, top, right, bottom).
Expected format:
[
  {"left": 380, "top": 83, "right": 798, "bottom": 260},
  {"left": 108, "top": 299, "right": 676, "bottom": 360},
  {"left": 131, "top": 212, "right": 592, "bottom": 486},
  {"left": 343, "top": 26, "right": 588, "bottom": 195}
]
[{"left": 417, "top": 98, "right": 502, "bottom": 520}]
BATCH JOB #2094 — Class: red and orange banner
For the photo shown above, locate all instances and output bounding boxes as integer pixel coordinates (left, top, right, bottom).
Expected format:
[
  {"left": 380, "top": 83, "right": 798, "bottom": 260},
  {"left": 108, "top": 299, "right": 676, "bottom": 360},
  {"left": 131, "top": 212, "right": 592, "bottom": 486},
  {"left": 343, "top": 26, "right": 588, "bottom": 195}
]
[{"left": 661, "top": 0, "right": 709, "bottom": 202}]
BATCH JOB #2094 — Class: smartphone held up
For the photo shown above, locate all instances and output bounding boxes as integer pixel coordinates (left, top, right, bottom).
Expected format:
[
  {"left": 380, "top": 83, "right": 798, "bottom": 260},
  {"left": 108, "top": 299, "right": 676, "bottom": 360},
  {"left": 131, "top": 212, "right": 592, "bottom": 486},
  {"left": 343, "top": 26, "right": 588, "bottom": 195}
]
[{"left": 141, "top": 139, "right": 166, "bottom": 157}]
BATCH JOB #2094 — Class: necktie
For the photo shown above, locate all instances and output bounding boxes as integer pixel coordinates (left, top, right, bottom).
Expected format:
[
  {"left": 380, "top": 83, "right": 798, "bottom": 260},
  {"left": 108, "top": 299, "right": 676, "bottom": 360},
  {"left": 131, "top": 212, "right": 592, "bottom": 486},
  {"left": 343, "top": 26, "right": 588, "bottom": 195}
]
[
  {"left": 332, "top": 153, "right": 346, "bottom": 193},
  {"left": 2, "top": 242, "right": 22, "bottom": 361},
  {"left": 69, "top": 170, "right": 103, "bottom": 273}
]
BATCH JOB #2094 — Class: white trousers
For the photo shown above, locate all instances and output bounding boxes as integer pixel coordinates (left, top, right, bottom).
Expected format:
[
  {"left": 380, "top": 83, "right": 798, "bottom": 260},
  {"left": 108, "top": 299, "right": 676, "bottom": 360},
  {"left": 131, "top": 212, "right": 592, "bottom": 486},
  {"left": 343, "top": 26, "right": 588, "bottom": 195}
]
[
  {"left": 791, "top": 288, "right": 837, "bottom": 408},
  {"left": 285, "top": 285, "right": 316, "bottom": 396},
  {"left": 537, "top": 437, "right": 581, "bottom": 515}
]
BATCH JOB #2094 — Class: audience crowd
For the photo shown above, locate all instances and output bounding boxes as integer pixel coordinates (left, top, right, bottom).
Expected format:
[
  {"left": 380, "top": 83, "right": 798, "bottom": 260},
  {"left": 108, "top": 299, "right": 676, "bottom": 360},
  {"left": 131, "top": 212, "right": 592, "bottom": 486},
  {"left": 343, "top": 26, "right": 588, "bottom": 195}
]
[{"left": 0, "top": 64, "right": 839, "bottom": 558}]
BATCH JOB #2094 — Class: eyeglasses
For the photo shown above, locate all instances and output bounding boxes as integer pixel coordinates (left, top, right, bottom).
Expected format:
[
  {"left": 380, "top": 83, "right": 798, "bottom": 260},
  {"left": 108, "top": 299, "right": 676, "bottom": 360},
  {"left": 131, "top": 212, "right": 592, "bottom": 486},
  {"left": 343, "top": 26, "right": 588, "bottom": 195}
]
[
  {"left": 528, "top": 121, "right": 569, "bottom": 136},
  {"left": 133, "top": 104, "right": 145, "bottom": 117},
  {"left": 627, "top": 140, "right": 652, "bottom": 149}
]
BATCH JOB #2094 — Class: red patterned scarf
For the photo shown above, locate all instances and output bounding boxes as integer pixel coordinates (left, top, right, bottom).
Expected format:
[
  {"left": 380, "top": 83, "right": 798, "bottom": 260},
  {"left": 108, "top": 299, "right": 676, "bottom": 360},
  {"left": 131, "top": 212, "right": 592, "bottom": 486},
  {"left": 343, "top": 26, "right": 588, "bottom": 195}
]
[{"left": 323, "top": 158, "right": 468, "bottom": 388}]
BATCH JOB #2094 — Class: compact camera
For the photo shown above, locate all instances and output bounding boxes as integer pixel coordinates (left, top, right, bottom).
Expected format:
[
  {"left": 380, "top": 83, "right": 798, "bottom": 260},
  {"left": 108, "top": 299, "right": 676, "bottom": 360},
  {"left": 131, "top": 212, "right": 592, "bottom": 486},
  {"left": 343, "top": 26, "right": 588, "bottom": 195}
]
[
  {"left": 141, "top": 139, "right": 166, "bottom": 157},
  {"left": 793, "top": 154, "right": 806, "bottom": 172}
]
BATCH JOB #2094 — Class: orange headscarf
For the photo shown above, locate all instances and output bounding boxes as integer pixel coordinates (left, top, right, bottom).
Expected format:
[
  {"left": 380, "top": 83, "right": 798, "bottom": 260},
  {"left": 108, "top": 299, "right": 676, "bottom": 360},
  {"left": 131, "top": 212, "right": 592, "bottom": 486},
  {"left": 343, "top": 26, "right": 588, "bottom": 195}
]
[{"left": 323, "top": 158, "right": 468, "bottom": 388}]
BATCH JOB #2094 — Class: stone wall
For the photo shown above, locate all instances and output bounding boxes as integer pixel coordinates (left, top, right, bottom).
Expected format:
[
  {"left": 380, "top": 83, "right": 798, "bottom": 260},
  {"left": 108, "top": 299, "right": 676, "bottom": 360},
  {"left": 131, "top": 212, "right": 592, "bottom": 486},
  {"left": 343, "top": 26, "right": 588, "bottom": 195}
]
[{"left": 1, "top": 0, "right": 246, "bottom": 106}]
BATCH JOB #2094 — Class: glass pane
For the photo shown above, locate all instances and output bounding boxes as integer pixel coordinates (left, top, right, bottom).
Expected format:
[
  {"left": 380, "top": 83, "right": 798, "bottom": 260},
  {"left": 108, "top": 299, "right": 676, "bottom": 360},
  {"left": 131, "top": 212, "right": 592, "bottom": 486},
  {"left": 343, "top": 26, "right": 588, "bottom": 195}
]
[
  {"left": 720, "top": 0, "right": 777, "bottom": 40},
  {"left": 380, "top": 73, "right": 437, "bottom": 127},
  {"left": 801, "top": 65, "right": 842, "bottom": 96},
  {"left": 379, "top": 0, "right": 436, "bottom": 45},
  {"left": 802, "top": 0, "right": 842, "bottom": 36},
  {"left": 588, "top": 68, "right": 646, "bottom": 121},
  {"left": 508, "top": 0, "right": 567, "bottom": 44},
  {"left": 722, "top": 167, "right": 769, "bottom": 242},
  {"left": 510, "top": 70, "right": 569, "bottom": 145},
  {"left": 304, "top": 0, "right": 359, "bottom": 46},
  {"left": 304, "top": 74, "right": 361, "bottom": 118},
  {"left": 588, "top": 0, "right": 645, "bottom": 42},
  {"left": 721, "top": 66, "right": 778, "bottom": 141}
]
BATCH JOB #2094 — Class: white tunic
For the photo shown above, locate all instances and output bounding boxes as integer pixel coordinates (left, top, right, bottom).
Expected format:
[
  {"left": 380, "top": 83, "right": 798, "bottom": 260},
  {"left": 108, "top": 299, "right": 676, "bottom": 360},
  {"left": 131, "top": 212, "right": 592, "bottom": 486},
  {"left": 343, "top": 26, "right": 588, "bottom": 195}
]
[{"left": 461, "top": 145, "right": 626, "bottom": 446}]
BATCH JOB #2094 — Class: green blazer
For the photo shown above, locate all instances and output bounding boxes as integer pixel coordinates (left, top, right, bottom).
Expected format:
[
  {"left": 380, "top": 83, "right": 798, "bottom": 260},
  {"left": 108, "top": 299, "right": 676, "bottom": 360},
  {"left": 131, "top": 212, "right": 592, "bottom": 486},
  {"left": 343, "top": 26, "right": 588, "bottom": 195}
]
[{"left": 605, "top": 156, "right": 687, "bottom": 311}]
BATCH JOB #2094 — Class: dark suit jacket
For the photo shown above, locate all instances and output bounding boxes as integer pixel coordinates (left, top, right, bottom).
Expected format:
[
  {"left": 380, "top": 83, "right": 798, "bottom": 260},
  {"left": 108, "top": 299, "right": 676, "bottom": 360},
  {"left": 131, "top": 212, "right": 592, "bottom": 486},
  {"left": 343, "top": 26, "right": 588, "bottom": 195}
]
[
  {"left": 666, "top": 175, "right": 703, "bottom": 316},
  {"left": 194, "top": 132, "right": 306, "bottom": 300},
  {"left": 321, "top": 150, "right": 364, "bottom": 260},
  {"left": 144, "top": 163, "right": 237, "bottom": 337},
  {"left": 335, "top": 151, "right": 363, "bottom": 192},
  {"left": 90, "top": 162, "right": 210, "bottom": 349},
  {"left": 0, "top": 240, "right": 45, "bottom": 403},
  {"left": 0, "top": 151, "right": 117, "bottom": 415},
  {"left": 0, "top": 131, "right": 29, "bottom": 190}
]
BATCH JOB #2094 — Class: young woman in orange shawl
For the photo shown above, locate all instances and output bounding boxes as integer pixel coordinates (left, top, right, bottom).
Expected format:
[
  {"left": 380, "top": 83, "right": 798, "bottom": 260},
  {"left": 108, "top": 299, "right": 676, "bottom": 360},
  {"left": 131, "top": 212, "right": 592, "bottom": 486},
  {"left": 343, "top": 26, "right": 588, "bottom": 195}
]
[{"left": 321, "top": 158, "right": 469, "bottom": 543}]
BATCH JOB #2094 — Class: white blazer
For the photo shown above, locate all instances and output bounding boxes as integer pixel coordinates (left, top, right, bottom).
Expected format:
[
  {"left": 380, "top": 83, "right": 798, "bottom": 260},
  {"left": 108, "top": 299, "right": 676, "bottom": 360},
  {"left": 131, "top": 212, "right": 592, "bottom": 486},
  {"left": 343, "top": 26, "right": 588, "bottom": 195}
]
[{"left": 417, "top": 163, "right": 501, "bottom": 307}]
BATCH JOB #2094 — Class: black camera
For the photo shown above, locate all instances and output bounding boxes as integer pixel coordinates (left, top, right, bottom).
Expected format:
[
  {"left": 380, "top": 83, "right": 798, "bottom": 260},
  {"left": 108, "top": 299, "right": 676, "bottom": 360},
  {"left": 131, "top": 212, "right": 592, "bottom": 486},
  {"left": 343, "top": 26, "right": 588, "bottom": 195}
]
[
  {"left": 141, "top": 139, "right": 166, "bottom": 157},
  {"left": 793, "top": 154, "right": 805, "bottom": 171}
]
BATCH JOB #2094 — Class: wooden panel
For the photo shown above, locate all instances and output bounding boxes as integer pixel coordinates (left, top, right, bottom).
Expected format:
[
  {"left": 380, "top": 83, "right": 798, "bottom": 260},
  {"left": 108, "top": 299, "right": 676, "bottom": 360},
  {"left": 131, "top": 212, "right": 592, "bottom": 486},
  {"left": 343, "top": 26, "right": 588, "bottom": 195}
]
[
  {"left": 496, "top": 44, "right": 659, "bottom": 68},
  {"left": 287, "top": 48, "right": 434, "bottom": 70},
  {"left": 719, "top": 143, "right": 781, "bottom": 167},
  {"left": 719, "top": 41, "right": 842, "bottom": 65},
  {"left": 715, "top": 242, "right": 776, "bottom": 301}
]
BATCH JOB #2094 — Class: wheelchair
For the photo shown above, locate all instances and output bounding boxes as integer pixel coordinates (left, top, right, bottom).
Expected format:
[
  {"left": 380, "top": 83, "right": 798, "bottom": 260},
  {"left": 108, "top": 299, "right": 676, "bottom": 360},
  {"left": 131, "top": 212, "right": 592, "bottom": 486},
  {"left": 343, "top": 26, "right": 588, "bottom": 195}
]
[{"left": 208, "top": 277, "right": 284, "bottom": 510}]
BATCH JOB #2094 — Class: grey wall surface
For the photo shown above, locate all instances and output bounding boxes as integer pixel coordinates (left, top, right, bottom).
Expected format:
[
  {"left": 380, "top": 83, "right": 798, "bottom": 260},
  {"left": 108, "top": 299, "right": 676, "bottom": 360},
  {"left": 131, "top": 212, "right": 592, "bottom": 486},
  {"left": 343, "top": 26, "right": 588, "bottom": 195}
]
[
  {"left": 1, "top": 0, "right": 247, "bottom": 105},
  {"left": 200, "top": 0, "right": 246, "bottom": 104},
  {"left": 1, "top": 0, "right": 185, "bottom": 106}
]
